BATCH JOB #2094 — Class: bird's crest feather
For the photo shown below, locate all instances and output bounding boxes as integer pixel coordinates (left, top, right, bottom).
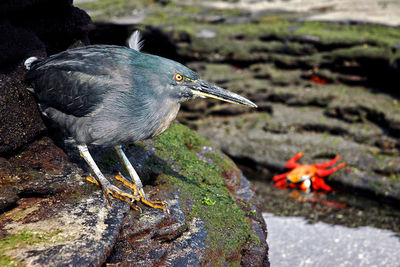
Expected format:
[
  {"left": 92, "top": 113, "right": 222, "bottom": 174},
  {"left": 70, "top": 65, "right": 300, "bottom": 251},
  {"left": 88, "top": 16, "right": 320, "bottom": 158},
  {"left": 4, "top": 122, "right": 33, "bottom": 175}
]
[{"left": 128, "top": 30, "right": 144, "bottom": 52}]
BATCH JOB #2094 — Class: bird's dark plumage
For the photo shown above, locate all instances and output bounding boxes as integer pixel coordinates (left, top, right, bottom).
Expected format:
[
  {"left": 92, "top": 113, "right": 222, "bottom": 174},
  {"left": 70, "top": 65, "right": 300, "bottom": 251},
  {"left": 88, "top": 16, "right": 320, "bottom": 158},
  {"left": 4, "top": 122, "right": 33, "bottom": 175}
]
[
  {"left": 25, "top": 34, "right": 256, "bottom": 211},
  {"left": 26, "top": 45, "right": 199, "bottom": 145}
]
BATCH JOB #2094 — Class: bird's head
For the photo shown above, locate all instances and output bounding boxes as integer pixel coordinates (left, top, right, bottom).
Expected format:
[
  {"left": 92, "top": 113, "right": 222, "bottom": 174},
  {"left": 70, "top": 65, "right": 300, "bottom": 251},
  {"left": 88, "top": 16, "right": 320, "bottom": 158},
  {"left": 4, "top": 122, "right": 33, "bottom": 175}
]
[
  {"left": 172, "top": 65, "right": 257, "bottom": 108},
  {"left": 172, "top": 70, "right": 258, "bottom": 108},
  {"left": 135, "top": 52, "right": 257, "bottom": 108}
]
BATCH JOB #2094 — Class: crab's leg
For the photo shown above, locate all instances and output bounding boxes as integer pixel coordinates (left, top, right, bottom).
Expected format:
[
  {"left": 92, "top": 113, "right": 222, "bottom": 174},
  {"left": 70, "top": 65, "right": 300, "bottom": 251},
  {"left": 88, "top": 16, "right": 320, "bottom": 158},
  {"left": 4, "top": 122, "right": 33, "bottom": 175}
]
[
  {"left": 312, "top": 177, "right": 332, "bottom": 191},
  {"left": 273, "top": 179, "right": 288, "bottom": 188},
  {"left": 314, "top": 155, "right": 341, "bottom": 168},
  {"left": 272, "top": 171, "right": 290, "bottom": 181},
  {"left": 316, "top": 162, "right": 346, "bottom": 177},
  {"left": 286, "top": 152, "right": 303, "bottom": 169}
]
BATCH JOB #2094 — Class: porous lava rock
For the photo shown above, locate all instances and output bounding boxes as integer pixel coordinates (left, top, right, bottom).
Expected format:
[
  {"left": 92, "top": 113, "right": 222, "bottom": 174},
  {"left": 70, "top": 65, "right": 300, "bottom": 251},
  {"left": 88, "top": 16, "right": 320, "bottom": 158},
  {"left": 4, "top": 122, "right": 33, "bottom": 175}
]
[{"left": 0, "top": 0, "right": 92, "bottom": 154}]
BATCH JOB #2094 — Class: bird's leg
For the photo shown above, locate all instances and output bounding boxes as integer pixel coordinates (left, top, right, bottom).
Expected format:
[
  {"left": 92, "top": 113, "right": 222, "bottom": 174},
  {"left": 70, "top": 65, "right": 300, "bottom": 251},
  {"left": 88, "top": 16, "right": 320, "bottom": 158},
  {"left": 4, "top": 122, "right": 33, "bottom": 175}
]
[
  {"left": 114, "top": 145, "right": 167, "bottom": 212},
  {"left": 77, "top": 145, "right": 141, "bottom": 211}
]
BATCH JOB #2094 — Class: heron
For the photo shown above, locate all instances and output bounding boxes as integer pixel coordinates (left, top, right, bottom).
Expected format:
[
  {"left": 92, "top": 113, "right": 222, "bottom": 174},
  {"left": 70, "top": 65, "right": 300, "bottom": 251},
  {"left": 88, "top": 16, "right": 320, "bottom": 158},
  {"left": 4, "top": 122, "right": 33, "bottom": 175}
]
[{"left": 24, "top": 31, "right": 256, "bottom": 212}]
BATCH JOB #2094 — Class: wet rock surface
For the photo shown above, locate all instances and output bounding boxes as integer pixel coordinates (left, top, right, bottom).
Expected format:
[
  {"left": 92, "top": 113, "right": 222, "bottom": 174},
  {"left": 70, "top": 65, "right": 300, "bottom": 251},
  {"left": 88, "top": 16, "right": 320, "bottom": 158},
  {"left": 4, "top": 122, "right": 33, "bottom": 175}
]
[{"left": 1, "top": 192, "right": 128, "bottom": 266}]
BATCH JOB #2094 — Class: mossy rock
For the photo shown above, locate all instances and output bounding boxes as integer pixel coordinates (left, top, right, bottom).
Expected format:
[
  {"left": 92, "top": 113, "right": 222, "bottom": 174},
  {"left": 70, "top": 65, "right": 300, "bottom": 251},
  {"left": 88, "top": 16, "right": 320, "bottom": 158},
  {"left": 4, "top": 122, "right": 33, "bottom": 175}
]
[
  {"left": 0, "top": 123, "right": 268, "bottom": 266},
  {"left": 106, "top": 122, "right": 268, "bottom": 266}
]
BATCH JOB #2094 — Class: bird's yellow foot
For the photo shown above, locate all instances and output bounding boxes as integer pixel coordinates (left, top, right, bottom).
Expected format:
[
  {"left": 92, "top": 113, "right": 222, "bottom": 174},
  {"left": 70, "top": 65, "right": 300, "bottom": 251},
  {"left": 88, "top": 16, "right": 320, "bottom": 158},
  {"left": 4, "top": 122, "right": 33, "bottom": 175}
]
[
  {"left": 86, "top": 175, "right": 141, "bottom": 211},
  {"left": 115, "top": 173, "right": 168, "bottom": 212}
]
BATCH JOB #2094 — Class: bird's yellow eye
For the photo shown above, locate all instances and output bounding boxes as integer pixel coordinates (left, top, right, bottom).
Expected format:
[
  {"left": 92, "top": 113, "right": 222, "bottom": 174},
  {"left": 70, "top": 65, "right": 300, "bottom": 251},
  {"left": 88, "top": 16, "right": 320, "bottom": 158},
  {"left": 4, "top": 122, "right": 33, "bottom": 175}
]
[{"left": 174, "top": 73, "right": 183, "bottom": 82}]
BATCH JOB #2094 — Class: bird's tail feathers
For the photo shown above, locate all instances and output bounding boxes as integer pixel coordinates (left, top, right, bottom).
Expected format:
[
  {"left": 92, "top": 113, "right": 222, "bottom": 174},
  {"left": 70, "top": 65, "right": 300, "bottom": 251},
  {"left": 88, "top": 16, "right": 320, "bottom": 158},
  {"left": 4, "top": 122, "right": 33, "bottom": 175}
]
[
  {"left": 24, "top": 57, "right": 38, "bottom": 70},
  {"left": 127, "top": 30, "right": 144, "bottom": 52}
]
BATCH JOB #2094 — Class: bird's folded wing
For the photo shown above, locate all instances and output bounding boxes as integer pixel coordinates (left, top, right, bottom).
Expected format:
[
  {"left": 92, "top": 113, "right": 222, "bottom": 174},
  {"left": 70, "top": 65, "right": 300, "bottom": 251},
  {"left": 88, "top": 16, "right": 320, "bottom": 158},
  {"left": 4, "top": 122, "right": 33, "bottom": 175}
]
[{"left": 25, "top": 46, "right": 135, "bottom": 117}]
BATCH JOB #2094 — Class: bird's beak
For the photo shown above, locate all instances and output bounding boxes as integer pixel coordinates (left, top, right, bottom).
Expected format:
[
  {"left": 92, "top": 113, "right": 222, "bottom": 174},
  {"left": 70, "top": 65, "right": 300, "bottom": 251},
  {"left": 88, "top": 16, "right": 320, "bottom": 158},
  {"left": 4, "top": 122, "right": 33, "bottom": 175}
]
[{"left": 189, "top": 80, "right": 257, "bottom": 108}]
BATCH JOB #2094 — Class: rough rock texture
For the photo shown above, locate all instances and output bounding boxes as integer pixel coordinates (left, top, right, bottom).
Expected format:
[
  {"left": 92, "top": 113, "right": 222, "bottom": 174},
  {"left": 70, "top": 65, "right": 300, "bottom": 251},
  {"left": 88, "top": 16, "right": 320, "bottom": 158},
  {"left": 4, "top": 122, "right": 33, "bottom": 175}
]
[
  {"left": 103, "top": 123, "right": 268, "bottom": 266},
  {"left": 0, "top": 124, "right": 268, "bottom": 266},
  {"left": 77, "top": 0, "right": 400, "bottom": 204},
  {"left": 0, "top": 65, "right": 46, "bottom": 155},
  {"left": 0, "top": 0, "right": 92, "bottom": 154},
  {"left": 0, "top": 0, "right": 92, "bottom": 69},
  {"left": 0, "top": 136, "right": 129, "bottom": 266}
]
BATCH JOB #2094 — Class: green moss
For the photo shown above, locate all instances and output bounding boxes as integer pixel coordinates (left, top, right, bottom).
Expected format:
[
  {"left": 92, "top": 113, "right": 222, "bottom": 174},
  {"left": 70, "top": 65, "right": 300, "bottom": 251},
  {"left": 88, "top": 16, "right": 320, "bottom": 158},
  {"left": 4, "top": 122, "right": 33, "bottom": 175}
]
[
  {"left": 144, "top": 10, "right": 195, "bottom": 26},
  {"left": 248, "top": 209, "right": 257, "bottom": 215},
  {"left": 0, "top": 256, "right": 23, "bottom": 267},
  {"left": 332, "top": 139, "right": 340, "bottom": 146},
  {"left": 0, "top": 230, "right": 63, "bottom": 267},
  {"left": 390, "top": 173, "right": 400, "bottom": 182},
  {"left": 77, "top": 0, "right": 140, "bottom": 20},
  {"left": 330, "top": 45, "right": 392, "bottom": 60},
  {"left": 152, "top": 123, "right": 259, "bottom": 263},
  {"left": 201, "top": 196, "right": 216, "bottom": 206},
  {"left": 78, "top": 0, "right": 400, "bottom": 56},
  {"left": 143, "top": 9, "right": 293, "bottom": 40},
  {"left": 370, "top": 180, "right": 385, "bottom": 192},
  {"left": 294, "top": 21, "right": 400, "bottom": 47}
]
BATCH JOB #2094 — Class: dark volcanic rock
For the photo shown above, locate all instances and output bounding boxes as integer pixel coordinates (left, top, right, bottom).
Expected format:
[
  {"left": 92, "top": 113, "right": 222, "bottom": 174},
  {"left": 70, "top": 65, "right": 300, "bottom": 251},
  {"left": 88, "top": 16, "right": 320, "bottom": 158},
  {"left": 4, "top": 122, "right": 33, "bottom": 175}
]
[
  {"left": 0, "top": 124, "right": 269, "bottom": 266},
  {"left": 0, "top": 0, "right": 92, "bottom": 69},
  {"left": 0, "top": 136, "right": 128, "bottom": 266},
  {"left": 0, "top": 137, "right": 84, "bottom": 212},
  {"left": 104, "top": 124, "right": 269, "bottom": 266},
  {"left": 0, "top": 65, "right": 46, "bottom": 155},
  {"left": 0, "top": 22, "right": 45, "bottom": 69},
  {"left": 107, "top": 195, "right": 208, "bottom": 266},
  {"left": 0, "top": 0, "right": 92, "bottom": 155},
  {"left": 107, "top": 151, "right": 269, "bottom": 266}
]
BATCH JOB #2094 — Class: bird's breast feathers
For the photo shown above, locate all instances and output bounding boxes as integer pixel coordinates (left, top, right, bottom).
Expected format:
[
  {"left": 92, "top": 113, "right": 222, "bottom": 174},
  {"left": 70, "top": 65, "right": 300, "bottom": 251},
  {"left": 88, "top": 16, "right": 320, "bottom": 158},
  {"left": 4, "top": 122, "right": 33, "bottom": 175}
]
[{"left": 151, "top": 103, "right": 180, "bottom": 138}]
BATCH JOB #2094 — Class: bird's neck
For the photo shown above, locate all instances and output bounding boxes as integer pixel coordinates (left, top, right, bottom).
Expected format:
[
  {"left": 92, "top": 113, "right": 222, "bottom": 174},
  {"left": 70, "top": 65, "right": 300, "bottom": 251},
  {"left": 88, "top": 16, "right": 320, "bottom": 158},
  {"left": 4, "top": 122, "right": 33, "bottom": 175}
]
[{"left": 151, "top": 102, "right": 180, "bottom": 138}]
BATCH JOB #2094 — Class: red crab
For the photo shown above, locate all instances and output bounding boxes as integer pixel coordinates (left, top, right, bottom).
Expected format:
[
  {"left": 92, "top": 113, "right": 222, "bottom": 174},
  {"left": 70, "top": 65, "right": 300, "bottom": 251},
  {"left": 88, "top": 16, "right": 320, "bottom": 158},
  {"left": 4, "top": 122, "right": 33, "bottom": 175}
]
[{"left": 273, "top": 152, "right": 346, "bottom": 192}]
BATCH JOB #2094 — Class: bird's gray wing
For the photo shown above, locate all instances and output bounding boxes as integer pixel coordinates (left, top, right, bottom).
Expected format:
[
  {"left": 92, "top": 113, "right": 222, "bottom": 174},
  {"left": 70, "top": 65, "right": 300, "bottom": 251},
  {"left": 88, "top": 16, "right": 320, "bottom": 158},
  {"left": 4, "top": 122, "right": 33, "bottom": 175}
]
[{"left": 26, "top": 45, "right": 134, "bottom": 117}]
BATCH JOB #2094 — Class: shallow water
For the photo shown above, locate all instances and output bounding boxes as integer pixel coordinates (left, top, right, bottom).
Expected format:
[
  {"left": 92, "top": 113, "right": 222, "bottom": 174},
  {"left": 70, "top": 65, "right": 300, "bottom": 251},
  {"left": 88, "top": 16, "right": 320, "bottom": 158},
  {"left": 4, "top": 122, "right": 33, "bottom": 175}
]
[
  {"left": 253, "top": 180, "right": 400, "bottom": 235},
  {"left": 263, "top": 212, "right": 400, "bottom": 267},
  {"left": 252, "top": 179, "right": 400, "bottom": 266}
]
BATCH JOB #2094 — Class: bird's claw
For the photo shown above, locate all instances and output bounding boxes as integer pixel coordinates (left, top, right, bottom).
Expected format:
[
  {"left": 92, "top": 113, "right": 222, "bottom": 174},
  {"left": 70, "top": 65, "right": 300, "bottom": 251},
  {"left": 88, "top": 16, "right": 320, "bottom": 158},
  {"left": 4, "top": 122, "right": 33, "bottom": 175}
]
[
  {"left": 86, "top": 175, "right": 99, "bottom": 186},
  {"left": 107, "top": 185, "right": 141, "bottom": 211},
  {"left": 115, "top": 173, "right": 169, "bottom": 212},
  {"left": 115, "top": 173, "right": 138, "bottom": 195},
  {"left": 86, "top": 175, "right": 141, "bottom": 210},
  {"left": 138, "top": 188, "right": 168, "bottom": 213},
  {"left": 86, "top": 174, "right": 168, "bottom": 212}
]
